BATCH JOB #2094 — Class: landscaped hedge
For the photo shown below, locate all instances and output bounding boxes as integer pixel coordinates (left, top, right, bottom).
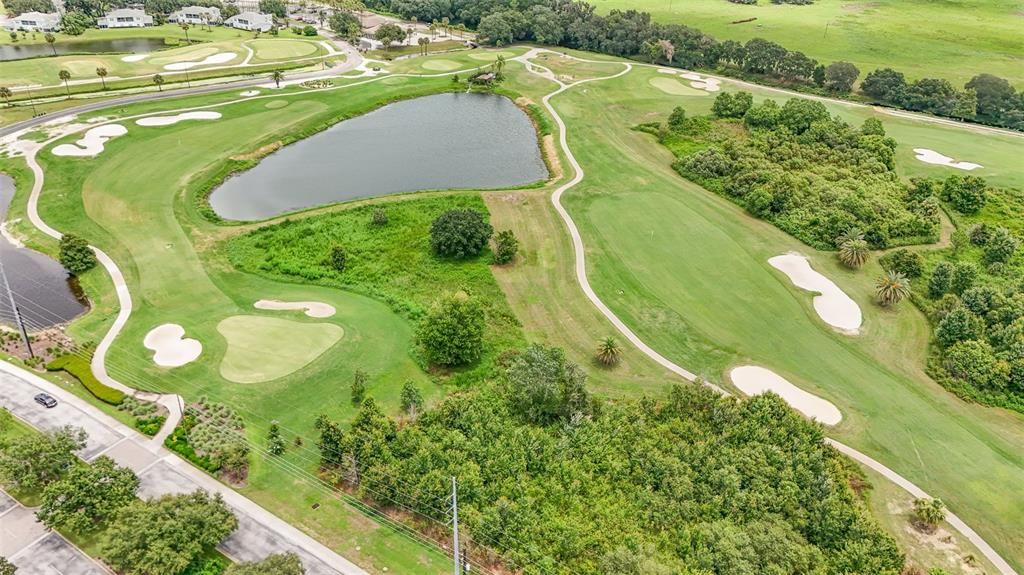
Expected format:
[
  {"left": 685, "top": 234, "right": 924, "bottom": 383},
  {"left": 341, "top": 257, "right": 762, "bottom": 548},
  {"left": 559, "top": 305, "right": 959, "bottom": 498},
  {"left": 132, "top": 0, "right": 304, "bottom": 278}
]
[{"left": 46, "top": 355, "right": 126, "bottom": 406}]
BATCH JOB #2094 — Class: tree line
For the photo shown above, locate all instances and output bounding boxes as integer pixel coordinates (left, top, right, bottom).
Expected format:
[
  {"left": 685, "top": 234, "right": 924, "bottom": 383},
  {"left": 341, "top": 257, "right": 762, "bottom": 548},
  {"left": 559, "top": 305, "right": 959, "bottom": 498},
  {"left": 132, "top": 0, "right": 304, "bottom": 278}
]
[
  {"left": 313, "top": 345, "right": 904, "bottom": 575},
  {"left": 357, "top": 0, "right": 1024, "bottom": 131}
]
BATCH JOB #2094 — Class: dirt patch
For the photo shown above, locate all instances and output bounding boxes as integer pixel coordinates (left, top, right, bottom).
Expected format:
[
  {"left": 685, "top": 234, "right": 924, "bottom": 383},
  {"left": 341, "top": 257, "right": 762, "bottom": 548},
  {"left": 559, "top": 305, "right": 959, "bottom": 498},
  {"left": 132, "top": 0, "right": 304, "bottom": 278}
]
[
  {"left": 543, "top": 135, "right": 563, "bottom": 181},
  {"left": 231, "top": 141, "right": 281, "bottom": 161},
  {"left": 515, "top": 96, "right": 535, "bottom": 107},
  {"left": 889, "top": 499, "right": 986, "bottom": 575}
]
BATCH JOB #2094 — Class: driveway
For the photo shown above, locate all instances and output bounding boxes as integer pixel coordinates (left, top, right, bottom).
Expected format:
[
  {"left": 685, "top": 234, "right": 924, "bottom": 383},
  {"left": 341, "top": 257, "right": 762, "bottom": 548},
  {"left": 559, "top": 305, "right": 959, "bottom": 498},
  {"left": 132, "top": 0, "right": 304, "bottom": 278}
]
[{"left": 0, "top": 361, "right": 367, "bottom": 575}]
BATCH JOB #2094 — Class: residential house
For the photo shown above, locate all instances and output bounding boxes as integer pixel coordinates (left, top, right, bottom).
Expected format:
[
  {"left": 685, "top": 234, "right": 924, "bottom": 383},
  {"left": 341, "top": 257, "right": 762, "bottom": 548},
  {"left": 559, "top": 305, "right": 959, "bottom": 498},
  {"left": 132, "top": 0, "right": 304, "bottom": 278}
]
[
  {"left": 4, "top": 11, "right": 61, "bottom": 31},
  {"left": 97, "top": 8, "right": 153, "bottom": 28},
  {"left": 169, "top": 5, "right": 222, "bottom": 25},
  {"left": 225, "top": 11, "right": 272, "bottom": 31}
]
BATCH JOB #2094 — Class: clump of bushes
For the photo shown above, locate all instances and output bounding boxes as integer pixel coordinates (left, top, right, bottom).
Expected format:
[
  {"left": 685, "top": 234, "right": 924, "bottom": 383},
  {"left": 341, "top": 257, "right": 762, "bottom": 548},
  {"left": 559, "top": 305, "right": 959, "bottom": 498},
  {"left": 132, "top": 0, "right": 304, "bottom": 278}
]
[
  {"left": 665, "top": 94, "right": 939, "bottom": 250},
  {"left": 118, "top": 397, "right": 167, "bottom": 436},
  {"left": 58, "top": 233, "right": 97, "bottom": 275},
  {"left": 46, "top": 355, "right": 125, "bottom": 405},
  {"left": 165, "top": 398, "right": 249, "bottom": 483},
  {"left": 430, "top": 209, "right": 493, "bottom": 258}
]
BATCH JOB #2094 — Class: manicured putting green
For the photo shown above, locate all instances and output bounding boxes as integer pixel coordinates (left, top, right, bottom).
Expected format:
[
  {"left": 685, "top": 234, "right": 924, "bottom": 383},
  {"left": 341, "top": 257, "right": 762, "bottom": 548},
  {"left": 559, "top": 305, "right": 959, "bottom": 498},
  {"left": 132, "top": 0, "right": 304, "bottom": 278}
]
[
  {"left": 648, "top": 77, "right": 708, "bottom": 96},
  {"left": 217, "top": 315, "right": 344, "bottom": 383},
  {"left": 468, "top": 51, "right": 516, "bottom": 61},
  {"left": 250, "top": 39, "right": 318, "bottom": 60},
  {"left": 148, "top": 45, "right": 220, "bottom": 65},
  {"left": 421, "top": 59, "right": 462, "bottom": 71},
  {"left": 265, "top": 100, "right": 289, "bottom": 109}
]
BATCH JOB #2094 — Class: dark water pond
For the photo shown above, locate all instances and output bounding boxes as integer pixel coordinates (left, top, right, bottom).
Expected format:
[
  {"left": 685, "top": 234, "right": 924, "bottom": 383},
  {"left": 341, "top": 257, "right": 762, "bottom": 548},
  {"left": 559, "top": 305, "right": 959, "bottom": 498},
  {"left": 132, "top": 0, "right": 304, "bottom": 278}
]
[
  {"left": 209, "top": 93, "right": 548, "bottom": 221},
  {"left": 0, "top": 174, "right": 87, "bottom": 329},
  {"left": 0, "top": 37, "right": 169, "bottom": 61}
]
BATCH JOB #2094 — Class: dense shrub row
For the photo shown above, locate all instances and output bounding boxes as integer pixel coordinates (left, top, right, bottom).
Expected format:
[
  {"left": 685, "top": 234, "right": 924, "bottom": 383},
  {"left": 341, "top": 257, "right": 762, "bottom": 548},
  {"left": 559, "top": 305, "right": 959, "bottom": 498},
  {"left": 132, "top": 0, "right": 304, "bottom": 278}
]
[
  {"left": 46, "top": 354, "right": 125, "bottom": 405},
  {"left": 165, "top": 398, "right": 249, "bottom": 482},
  {"left": 315, "top": 349, "right": 902, "bottom": 574},
  {"left": 655, "top": 93, "right": 939, "bottom": 250}
]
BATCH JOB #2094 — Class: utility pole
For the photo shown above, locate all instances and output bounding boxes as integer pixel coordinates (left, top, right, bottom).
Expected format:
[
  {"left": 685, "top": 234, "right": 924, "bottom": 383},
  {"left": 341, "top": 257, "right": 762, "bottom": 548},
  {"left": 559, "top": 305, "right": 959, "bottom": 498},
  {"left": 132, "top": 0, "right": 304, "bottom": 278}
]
[
  {"left": 0, "top": 253, "right": 33, "bottom": 358},
  {"left": 451, "top": 476, "right": 460, "bottom": 575}
]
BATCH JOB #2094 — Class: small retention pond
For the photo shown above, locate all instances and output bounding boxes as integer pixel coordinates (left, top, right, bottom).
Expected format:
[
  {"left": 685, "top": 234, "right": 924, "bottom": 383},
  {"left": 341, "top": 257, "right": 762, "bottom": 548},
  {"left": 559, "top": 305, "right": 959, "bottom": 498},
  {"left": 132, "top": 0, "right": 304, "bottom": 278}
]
[
  {"left": 0, "top": 37, "right": 169, "bottom": 61},
  {"left": 0, "top": 174, "right": 87, "bottom": 329},
  {"left": 209, "top": 93, "right": 548, "bottom": 221}
]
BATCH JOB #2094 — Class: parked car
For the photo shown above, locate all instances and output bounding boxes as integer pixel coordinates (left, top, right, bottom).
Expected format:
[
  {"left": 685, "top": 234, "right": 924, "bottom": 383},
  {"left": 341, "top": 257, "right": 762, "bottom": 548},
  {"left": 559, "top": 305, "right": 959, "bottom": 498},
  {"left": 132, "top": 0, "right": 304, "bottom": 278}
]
[{"left": 34, "top": 393, "right": 57, "bottom": 408}]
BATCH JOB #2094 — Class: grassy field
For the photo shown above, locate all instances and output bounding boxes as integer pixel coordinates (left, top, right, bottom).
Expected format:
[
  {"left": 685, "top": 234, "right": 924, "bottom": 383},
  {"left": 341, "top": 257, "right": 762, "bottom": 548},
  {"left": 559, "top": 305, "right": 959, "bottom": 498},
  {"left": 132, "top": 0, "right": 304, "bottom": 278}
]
[
  {"left": 0, "top": 23, "right": 260, "bottom": 46},
  {"left": 0, "top": 37, "right": 327, "bottom": 88},
  {"left": 11, "top": 44, "right": 1024, "bottom": 572},
  {"left": 530, "top": 54, "right": 1024, "bottom": 569},
  {"left": 589, "top": 0, "right": 1024, "bottom": 87}
]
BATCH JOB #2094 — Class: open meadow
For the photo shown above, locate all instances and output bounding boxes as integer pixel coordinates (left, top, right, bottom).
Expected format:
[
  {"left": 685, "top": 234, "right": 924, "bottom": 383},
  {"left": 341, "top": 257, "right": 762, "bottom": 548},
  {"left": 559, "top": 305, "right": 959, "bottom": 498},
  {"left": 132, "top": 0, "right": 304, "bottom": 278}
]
[{"left": 588, "top": 0, "right": 1024, "bottom": 87}]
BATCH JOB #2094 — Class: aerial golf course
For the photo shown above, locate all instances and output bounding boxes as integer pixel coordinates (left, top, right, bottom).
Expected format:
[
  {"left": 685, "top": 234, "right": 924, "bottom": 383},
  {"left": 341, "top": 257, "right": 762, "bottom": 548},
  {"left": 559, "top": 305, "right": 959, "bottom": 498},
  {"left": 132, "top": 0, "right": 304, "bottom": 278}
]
[{"left": 1, "top": 37, "right": 1022, "bottom": 574}]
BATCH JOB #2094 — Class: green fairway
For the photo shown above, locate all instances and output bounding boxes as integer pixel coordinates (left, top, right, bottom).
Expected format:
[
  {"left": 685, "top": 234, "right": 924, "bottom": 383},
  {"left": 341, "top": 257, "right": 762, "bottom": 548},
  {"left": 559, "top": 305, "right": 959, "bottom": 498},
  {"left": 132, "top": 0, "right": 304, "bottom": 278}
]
[
  {"left": 648, "top": 76, "right": 710, "bottom": 96},
  {"left": 536, "top": 56, "right": 1024, "bottom": 569},
  {"left": 217, "top": 315, "right": 344, "bottom": 384},
  {"left": 247, "top": 38, "right": 322, "bottom": 63},
  {"left": 15, "top": 45, "right": 1024, "bottom": 572},
  {"left": 589, "top": 0, "right": 1024, "bottom": 87}
]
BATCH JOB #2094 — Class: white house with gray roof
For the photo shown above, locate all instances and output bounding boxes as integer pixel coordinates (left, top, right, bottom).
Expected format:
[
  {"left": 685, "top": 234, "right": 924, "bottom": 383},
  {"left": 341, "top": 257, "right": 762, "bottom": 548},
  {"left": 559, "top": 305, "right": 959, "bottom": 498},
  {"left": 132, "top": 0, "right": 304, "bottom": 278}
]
[
  {"left": 97, "top": 8, "right": 154, "bottom": 28},
  {"left": 169, "top": 5, "right": 222, "bottom": 24},
  {"left": 4, "top": 11, "right": 61, "bottom": 31},
  {"left": 225, "top": 11, "right": 273, "bottom": 31}
]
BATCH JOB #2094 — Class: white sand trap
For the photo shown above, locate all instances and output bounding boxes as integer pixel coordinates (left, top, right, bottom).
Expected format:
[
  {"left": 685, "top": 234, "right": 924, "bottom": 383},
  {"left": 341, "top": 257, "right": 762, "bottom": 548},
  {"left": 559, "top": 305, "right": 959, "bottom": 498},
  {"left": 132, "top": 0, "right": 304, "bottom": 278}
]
[
  {"left": 730, "top": 366, "right": 842, "bottom": 425},
  {"left": 135, "top": 111, "right": 222, "bottom": 127},
  {"left": 691, "top": 80, "right": 721, "bottom": 92},
  {"left": 657, "top": 68, "right": 676, "bottom": 74},
  {"left": 51, "top": 124, "right": 127, "bottom": 157},
  {"left": 913, "top": 148, "right": 983, "bottom": 171},
  {"left": 254, "top": 300, "right": 336, "bottom": 318},
  {"left": 240, "top": 90, "right": 260, "bottom": 97},
  {"left": 769, "top": 253, "right": 862, "bottom": 334},
  {"left": 121, "top": 54, "right": 148, "bottom": 62},
  {"left": 144, "top": 323, "right": 202, "bottom": 367},
  {"left": 164, "top": 52, "right": 236, "bottom": 71}
]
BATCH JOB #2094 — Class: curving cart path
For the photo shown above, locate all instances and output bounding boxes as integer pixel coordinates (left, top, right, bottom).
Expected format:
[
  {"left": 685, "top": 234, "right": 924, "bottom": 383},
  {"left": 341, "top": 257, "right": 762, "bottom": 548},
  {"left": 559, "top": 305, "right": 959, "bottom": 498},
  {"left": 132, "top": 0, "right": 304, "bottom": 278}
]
[
  {"left": 519, "top": 48, "right": 1017, "bottom": 575},
  {"left": 10, "top": 47, "right": 1015, "bottom": 575}
]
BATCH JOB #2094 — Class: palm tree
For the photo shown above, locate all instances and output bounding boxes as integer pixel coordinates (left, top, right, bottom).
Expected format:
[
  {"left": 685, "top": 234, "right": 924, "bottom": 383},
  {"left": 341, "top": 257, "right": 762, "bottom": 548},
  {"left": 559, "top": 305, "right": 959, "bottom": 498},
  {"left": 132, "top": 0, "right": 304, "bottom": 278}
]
[
  {"left": 0, "top": 87, "right": 11, "bottom": 107},
  {"left": 95, "top": 67, "right": 108, "bottom": 90},
  {"left": 494, "top": 54, "right": 506, "bottom": 77},
  {"left": 912, "top": 498, "right": 945, "bottom": 532},
  {"left": 180, "top": 22, "right": 191, "bottom": 44},
  {"left": 835, "top": 227, "right": 864, "bottom": 247},
  {"left": 596, "top": 337, "right": 622, "bottom": 366},
  {"left": 838, "top": 238, "right": 870, "bottom": 268},
  {"left": 152, "top": 74, "right": 165, "bottom": 91},
  {"left": 44, "top": 32, "right": 57, "bottom": 56},
  {"left": 270, "top": 70, "right": 284, "bottom": 88},
  {"left": 876, "top": 271, "right": 911, "bottom": 306},
  {"left": 58, "top": 69, "right": 71, "bottom": 98}
]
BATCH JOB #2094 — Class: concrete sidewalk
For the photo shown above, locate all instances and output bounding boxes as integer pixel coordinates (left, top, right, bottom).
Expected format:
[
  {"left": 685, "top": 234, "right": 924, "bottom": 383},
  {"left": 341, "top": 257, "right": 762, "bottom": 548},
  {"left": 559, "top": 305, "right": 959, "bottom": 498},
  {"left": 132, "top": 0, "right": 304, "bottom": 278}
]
[{"left": 0, "top": 361, "right": 367, "bottom": 575}]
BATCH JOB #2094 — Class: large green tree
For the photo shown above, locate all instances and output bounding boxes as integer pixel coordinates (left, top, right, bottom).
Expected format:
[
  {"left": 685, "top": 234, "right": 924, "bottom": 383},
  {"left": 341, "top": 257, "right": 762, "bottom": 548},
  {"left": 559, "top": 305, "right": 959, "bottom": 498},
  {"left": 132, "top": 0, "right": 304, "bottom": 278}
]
[
  {"left": 102, "top": 491, "right": 237, "bottom": 575},
  {"left": 416, "top": 294, "right": 485, "bottom": 366},
  {"left": 58, "top": 233, "right": 97, "bottom": 274},
  {"left": 430, "top": 209, "right": 493, "bottom": 258},
  {"left": 505, "top": 343, "right": 591, "bottom": 425},
  {"left": 37, "top": 455, "right": 138, "bottom": 533},
  {"left": 0, "top": 426, "right": 86, "bottom": 491}
]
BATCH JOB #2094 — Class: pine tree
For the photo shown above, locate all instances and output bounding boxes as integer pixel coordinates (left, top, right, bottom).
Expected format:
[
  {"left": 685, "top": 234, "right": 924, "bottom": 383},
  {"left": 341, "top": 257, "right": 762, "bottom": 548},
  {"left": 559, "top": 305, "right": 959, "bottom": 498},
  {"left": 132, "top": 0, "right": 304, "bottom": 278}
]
[{"left": 267, "top": 421, "right": 286, "bottom": 456}]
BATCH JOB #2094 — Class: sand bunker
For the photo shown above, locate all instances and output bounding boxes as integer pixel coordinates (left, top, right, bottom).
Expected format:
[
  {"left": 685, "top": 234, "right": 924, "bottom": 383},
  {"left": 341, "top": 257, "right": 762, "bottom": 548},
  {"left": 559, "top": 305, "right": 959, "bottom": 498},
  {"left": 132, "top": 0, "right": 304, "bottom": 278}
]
[
  {"left": 121, "top": 54, "right": 148, "bottom": 62},
  {"left": 164, "top": 52, "right": 236, "bottom": 70},
  {"left": 769, "top": 254, "right": 862, "bottom": 334},
  {"left": 240, "top": 90, "right": 260, "bottom": 97},
  {"left": 648, "top": 77, "right": 709, "bottom": 97},
  {"left": 913, "top": 148, "right": 983, "bottom": 171},
  {"left": 51, "top": 124, "right": 127, "bottom": 157},
  {"left": 254, "top": 300, "right": 336, "bottom": 318},
  {"left": 678, "top": 71, "right": 721, "bottom": 92},
  {"left": 143, "top": 324, "right": 202, "bottom": 367},
  {"left": 730, "top": 366, "right": 842, "bottom": 425},
  {"left": 135, "top": 111, "right": 222, "bottom": 127},
  {"left": 657, "top": 68, "right": 676, "bottom": 74}
]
